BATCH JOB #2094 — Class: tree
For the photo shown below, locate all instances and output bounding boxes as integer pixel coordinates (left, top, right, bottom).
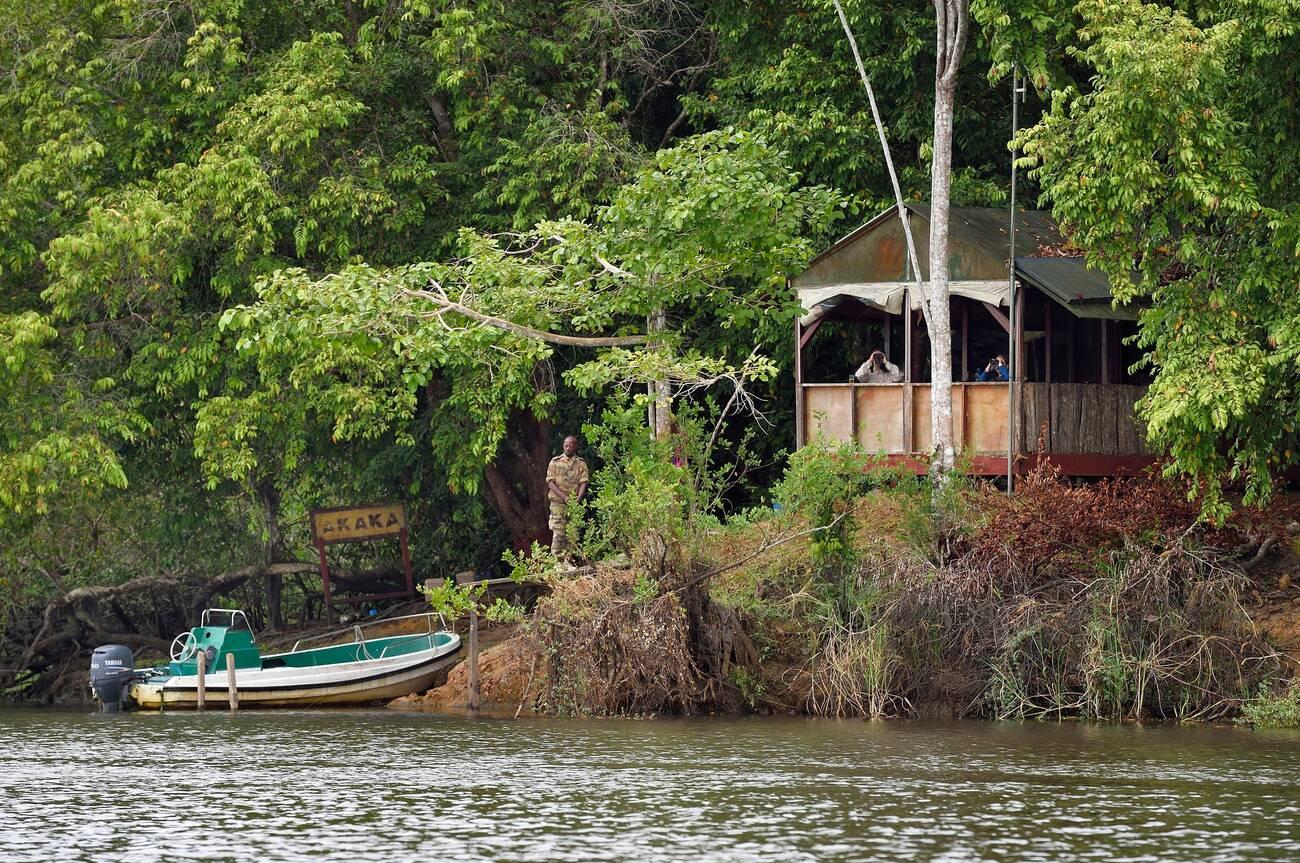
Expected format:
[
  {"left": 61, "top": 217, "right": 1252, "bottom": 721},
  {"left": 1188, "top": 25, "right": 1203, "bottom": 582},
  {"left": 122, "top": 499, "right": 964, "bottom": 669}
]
[
  {"left": 924, "top": 0, "right": 972, "bottom": 478},
  {"left": 1005, "top": 0, "right": 1300, "bottom": 517},
  {"left": 204, "top": 131, "right": 845, "bottom": 544},
  {"left": 0, "top": 0, "right": 725, "bottom": 573},
  {"left": 833, "top": 0, "right": 970, "bottom": 482}
]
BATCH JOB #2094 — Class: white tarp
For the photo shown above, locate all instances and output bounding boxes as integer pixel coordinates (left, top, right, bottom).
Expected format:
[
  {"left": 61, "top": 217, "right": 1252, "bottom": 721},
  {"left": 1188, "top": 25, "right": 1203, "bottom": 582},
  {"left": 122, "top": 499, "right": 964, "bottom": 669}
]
[{"left": 798, "top": 280, "right": 1009, "bottom": 326}]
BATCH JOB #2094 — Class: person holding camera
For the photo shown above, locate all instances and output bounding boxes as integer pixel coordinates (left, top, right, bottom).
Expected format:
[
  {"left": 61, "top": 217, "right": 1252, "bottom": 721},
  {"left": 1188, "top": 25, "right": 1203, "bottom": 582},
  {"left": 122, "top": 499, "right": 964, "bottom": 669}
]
[
  {"left": 852, "top": 350, "right": 903, "bottom": 383},
  {"left": 977, "top": 355, "right": 1009, "bottom": 382}
]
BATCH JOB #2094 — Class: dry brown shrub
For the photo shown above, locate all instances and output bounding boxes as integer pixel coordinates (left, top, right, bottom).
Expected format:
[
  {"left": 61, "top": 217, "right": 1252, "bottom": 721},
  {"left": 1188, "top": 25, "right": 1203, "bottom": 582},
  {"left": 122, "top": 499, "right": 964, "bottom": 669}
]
[
  {"left": 529, "top": 564, "right": 757, "bottom": 716},
  {"left": 967, "top": 462, "right": 1300, "bottom": 582}
]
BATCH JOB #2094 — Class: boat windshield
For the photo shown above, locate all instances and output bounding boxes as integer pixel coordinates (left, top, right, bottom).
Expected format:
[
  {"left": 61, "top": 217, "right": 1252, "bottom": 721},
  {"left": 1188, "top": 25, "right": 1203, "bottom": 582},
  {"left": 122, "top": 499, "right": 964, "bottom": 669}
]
[{"left": 200, "top": 608, "right": 252, "bottom": 632}]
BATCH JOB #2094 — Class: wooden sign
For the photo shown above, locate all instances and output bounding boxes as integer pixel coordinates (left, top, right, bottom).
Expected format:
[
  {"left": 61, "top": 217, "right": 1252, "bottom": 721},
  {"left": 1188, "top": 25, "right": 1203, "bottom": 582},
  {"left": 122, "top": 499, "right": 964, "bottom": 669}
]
[
  {"left": 309, "top": 503, "right": 414, "bottom": 622},
  {"left": 310, "top": 504, "right": 406, "bottom": 544}
]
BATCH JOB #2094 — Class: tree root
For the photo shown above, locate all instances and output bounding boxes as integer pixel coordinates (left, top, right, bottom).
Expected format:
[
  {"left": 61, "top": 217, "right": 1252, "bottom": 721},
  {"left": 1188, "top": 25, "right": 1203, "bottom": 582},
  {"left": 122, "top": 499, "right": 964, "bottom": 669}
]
[{"left": 2, "top": 561, "right": 317, "bottom": 697}]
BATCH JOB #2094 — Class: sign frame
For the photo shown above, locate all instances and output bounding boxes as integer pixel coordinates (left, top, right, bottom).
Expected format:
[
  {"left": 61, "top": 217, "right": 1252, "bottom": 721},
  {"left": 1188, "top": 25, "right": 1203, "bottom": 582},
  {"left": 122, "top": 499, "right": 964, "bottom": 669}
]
[{"left": 309, "top": 503, "right": 415, "bottom": 622}]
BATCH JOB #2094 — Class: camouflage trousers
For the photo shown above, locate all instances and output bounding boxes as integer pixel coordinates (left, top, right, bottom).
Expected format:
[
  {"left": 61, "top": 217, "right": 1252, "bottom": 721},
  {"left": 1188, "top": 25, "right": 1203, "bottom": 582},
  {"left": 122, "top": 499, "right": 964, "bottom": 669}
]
[{"left": 549, "top": 501, "right": 573, "bottom": 558}]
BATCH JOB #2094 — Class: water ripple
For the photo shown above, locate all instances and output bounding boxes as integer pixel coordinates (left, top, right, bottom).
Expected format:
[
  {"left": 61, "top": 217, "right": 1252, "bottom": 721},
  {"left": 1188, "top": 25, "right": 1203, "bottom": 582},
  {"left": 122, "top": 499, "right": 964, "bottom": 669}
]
[{"left": 2, "top": 710, "right": 1298, "bottom": 862}]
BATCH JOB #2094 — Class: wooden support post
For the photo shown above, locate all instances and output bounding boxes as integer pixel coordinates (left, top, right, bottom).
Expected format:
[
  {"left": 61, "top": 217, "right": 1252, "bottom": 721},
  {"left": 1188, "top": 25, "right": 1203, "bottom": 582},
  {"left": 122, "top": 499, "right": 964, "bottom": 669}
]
[
  {"left": 315, "top": 538, "right": 333, "bottom": 625},
  {"left": 903, "top": 296, "right": 914, "bottom": 453},
  {"left": 467, "top": 609, "right": 480, "bottom": 712},
  {"left": 794, "top": 318, "right": 804, "bottom": 449},
  {"left": 1044, "top": 300, "right": 1053, "bottom": 383},
  {"left": 961, "top": 300, "right": 969, "bottom": 382},
  {"left": 1067, "top": 316, "right": 1076, "bottom": 383},
  {"left": 1014, "top": 292, "right": 1025, "bottom": 382},
  {"left": 1101, "top": 319, "right": 1110, "bottom": 384},
  {"left": 196, "top": 650, "right": 206, "bottom": 712},
  {"left": 849, "top": 383, "right": 859, "bottom": 445},
  {"left": 226, "top": 653, "right": 239, "bottom": 712}
]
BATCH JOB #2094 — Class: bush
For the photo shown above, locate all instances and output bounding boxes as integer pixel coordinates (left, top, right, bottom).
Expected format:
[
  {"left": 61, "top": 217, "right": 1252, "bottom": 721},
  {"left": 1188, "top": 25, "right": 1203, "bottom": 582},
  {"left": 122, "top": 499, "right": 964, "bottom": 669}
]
[
  {"left": 773, "top": 438, "right": 911, "bottom": 566},
  {"left": 716, "top": 462, "right": 1283, "bottom": 721},
  {"left": 1241, "top": 683, "right": 1300, "bottom": 728}
]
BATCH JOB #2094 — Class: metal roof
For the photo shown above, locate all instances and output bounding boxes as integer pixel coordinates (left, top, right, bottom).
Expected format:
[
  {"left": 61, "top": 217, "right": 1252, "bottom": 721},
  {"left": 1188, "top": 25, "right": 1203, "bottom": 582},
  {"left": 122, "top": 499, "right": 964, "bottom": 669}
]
[
  {"left": 906, "top": 204, "right": 1066, "bottom": 262},
  {"left": 1014, "top": 256, "right": 1111, "bottom": 302},
  {"left": 797, "top": 204, "right": 1137, "bottom": 321}
]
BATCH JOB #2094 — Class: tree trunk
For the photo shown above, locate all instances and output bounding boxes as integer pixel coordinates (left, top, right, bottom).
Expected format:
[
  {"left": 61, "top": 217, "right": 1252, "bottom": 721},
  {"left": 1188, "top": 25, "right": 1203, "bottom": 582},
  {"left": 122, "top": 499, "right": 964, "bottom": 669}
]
[
  {"left": 648, "top": 308, "right": 671, "bottom": 440},
  {"left": 927, "top": 0, "right": 970, "bottom": 482},
  {"left": 255, "top": 479, "right": 288, "bottom": 630},
  {"left": 482, "top": 407, "right": 553, "bottom": 550},
  {"left": 928, "top": 77, "right": 957, "bottom": 478}
]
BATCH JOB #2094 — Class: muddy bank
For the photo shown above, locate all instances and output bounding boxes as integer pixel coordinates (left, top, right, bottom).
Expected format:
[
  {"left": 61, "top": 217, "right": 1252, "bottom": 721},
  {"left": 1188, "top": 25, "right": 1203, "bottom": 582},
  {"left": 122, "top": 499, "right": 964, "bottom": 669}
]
[{"left": 389, "top": 626, "right": 540, "bottom": 715}]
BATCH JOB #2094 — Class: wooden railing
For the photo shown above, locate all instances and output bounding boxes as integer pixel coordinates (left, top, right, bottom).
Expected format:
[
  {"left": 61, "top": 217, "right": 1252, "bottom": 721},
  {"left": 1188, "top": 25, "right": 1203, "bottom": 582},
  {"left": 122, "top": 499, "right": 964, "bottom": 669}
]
[{"left": 800, "top": 382, "right": 1148, "bottom": 456}]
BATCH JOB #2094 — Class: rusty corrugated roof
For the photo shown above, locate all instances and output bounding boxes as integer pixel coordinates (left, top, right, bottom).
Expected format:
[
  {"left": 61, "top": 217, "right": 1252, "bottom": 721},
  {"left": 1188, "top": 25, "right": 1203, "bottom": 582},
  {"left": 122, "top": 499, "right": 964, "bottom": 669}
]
[
  {"left": 798, "top": 205, "right": 1137, "bottom": 320},
  {"left": 1015, "top": 257, "right": 1138, "bottom": 320},
  {"left": 906, "top": 204, "right": 1066, "bottom": 261}
]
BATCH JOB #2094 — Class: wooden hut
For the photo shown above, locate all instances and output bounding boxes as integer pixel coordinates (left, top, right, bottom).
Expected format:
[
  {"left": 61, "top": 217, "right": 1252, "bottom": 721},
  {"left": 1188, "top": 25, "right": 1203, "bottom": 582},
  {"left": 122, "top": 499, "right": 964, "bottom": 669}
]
[{"left": 793, "top": 204, "right": 1154, "bottom": 476}]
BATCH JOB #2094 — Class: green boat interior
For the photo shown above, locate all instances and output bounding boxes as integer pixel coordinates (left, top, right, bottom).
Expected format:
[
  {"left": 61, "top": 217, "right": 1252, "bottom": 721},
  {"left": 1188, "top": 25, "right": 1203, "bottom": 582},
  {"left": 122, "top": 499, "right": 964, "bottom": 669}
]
[{"left": 165, "top": 609, "right": 454, "bottom": 676}]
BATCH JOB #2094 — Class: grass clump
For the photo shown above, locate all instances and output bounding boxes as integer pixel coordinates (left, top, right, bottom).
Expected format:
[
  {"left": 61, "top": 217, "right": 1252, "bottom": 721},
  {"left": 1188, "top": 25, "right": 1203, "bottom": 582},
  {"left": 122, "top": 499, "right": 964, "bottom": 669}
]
[{"left": 1241, "top": 683, "right": 1300, "bottom": 728}]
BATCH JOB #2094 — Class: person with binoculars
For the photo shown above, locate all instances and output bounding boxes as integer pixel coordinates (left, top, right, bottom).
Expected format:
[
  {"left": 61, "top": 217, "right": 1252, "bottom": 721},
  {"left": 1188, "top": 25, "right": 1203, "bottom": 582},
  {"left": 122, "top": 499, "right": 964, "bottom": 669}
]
[
  {"left": 852, "top": 350, "right": 903, "bottom": 383},
  {"left": 977, "top": 355, "right": 1009, "bottom": 382}
]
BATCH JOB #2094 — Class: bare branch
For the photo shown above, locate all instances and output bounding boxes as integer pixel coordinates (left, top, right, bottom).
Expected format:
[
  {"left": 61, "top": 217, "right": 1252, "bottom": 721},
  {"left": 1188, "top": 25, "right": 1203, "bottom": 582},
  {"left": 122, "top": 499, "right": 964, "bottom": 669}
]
[
  {"left": 401, "top": 288, "right": 648, "bottom": 347},
  {"left": 832, "top": 0, "right": 933, "bottom": 328}
]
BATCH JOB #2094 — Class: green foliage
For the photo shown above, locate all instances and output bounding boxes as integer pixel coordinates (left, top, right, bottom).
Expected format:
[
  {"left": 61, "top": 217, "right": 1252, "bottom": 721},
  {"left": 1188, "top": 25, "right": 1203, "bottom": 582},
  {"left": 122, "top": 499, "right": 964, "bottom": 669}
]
[
  {"left": 0, "top": 310, "right": 146, "bottom": 522},
  {"left": 1010, "top": 0, "right": 1300, "bottom": 517},
  {"left": 774, "top": 439, "right": 908, "bottom": 565},
  {"left": 579, "top": 401, "right": 700, "bottom": 566},
  {"left": 1241, "top": 682, "right": 1300, "bottom": 729},
  {"left": 631, "top": 572, "right": 660, "bottom": 604},
  {"left": 504, "top": 543, "right": 561, "bottom": 583},
  {"left": 729, "top": 665, "right": 767, "bottom": 710},
  {"left": 483, "top": 597, "right": 527, "bottom": 625},
  {"left": 697, "top": 0, "right": 1017, "bottom": 207},
  {"left": 419, "top": 577, "right": 483, "bottom": 620}
]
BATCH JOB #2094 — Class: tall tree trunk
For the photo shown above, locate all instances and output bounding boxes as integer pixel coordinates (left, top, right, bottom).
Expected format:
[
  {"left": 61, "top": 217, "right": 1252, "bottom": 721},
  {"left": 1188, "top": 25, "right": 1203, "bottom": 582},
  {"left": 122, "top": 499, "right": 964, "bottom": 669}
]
[
  {"left": 927, "top": 0, "right": 970, "bottom": 482},
  {"left": 648, "top": 308, "right": 671, "bottom": 440},
  {"left": 482, "top": 407, "right": 553, "bottom": 550},
  {"left": 255, "top": 479, "right": 287, "bottom": 630}
]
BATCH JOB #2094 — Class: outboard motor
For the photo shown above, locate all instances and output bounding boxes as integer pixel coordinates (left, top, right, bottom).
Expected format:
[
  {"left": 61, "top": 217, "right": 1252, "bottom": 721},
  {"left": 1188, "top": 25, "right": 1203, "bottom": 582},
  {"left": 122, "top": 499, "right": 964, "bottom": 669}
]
[{"left": 90, "top": 645, "right": 136, "bottom": 712}]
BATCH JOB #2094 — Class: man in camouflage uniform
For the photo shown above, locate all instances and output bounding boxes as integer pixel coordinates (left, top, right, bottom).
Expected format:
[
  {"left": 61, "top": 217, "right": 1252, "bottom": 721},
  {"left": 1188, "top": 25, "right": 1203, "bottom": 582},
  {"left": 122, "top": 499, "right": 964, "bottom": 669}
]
[{"left": 546, "top": 435, "right": 589, "bottom": 560}]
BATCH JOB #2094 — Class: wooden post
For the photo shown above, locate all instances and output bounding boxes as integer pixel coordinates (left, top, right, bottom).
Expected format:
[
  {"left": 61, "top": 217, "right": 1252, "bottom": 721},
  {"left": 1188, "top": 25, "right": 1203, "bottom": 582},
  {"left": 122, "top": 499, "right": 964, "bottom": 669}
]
[
  {"left": 903, "top": 295, "right": 914, "bottom": 453},
  {"left": 196, "top": 650, "right": 206, "bottom": 711},
  {"left": 315, "top": 537, "right": 333, "bottom": 625},
  {"left": 961, "top": 300, "right": 969, "bottom": 382},
  {"left": 467, "top": 609, "right": 480, "bottom": 713},
  {"left": 849, "top": 383, "right": 859, "bottom": 445},
  {"left": 1067, "top": 316, "right": 1076, "bottom": 383},
  {"left": 226, "top": 653, "right": 239, "bottom": 712},
  {"left": 793, "top": 318, "right": 802, "bottom": 447},
  {"left": 1044, "top": 300, "right": 1053, "bottom": 383},
  {"left": 1100, "top": 319, "right": 1110, "bottom": 384}
]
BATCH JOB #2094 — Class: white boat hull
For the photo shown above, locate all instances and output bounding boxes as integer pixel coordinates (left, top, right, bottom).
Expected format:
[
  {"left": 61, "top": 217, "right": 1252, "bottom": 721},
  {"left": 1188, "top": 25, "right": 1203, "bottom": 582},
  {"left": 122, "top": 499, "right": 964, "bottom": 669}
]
[{"left": 129, "top": 634, "right": 461, "bottom": 709}]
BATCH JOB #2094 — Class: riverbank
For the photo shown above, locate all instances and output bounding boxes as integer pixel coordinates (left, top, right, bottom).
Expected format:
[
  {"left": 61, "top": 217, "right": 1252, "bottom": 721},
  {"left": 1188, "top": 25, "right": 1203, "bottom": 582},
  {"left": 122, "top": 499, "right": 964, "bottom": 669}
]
[
  {"left": 394, "top": 563, "right": 1300, "bottom": 720},
  {"left": 12, "top": 463, "right": 1299, "bottom": 723},
  {"left": 394, "top": 466, "right": 1300, "bottom": 723}
]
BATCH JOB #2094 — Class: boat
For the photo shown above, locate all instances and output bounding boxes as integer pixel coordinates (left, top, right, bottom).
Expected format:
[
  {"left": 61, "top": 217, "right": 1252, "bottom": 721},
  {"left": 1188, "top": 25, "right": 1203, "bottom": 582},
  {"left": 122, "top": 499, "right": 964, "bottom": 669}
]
[{"left": 89, "top": 609, "right": 461, "bottom": 710}]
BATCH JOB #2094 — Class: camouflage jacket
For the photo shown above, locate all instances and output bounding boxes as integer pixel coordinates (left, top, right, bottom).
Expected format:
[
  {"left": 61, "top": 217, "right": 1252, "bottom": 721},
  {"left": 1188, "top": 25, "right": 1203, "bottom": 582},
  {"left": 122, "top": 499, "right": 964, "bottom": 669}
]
[{"left": 546, "top": 454, "right": 589, "bottom": 503}]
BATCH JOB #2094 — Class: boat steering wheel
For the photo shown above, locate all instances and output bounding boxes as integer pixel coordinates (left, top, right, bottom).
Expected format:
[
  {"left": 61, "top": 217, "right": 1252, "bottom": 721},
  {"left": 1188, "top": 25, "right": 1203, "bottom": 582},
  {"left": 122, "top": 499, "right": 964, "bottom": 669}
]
[{"left": 170, "top": 631, "right": 197, "bottom": 662}]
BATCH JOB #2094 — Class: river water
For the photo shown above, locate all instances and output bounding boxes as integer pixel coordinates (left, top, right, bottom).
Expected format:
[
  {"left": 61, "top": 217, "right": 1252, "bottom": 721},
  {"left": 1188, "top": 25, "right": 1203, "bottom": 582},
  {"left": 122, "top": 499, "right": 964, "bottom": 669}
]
[{"left": 3, "top": 708, "right": 1298, "bottom": 862}]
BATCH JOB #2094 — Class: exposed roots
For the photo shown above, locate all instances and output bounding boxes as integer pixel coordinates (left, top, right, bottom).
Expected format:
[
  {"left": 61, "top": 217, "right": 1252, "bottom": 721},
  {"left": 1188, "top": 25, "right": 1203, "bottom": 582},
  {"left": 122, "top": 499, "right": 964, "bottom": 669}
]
[{"left": 530, "top": 564, "right": 756, "bottom": 716}]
